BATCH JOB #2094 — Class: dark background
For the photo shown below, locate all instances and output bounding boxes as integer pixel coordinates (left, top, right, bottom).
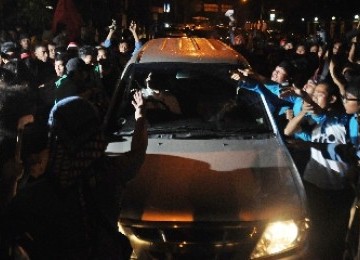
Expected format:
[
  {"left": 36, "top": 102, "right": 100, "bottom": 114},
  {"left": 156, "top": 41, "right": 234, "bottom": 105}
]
[{"left": 0, "top": 0, "right": 359, "bottom": 35}]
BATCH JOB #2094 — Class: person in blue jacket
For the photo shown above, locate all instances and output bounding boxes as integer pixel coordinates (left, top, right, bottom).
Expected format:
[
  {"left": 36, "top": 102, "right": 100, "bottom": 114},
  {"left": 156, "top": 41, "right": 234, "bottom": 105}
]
[{"left": 284, "top": 80, "right": 354, "bottom": 259}]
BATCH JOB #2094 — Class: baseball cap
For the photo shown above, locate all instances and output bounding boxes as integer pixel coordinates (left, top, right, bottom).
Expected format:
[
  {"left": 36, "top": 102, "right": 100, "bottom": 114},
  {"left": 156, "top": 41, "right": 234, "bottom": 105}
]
[{"left": 1, "top": 41, "right": 17, "bottom": 54}]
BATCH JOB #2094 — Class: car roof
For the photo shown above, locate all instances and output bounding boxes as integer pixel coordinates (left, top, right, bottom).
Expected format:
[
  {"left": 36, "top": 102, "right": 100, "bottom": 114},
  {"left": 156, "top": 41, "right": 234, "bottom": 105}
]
[{"left": 131, "top": 37, "right": 249, "bottom": 65}]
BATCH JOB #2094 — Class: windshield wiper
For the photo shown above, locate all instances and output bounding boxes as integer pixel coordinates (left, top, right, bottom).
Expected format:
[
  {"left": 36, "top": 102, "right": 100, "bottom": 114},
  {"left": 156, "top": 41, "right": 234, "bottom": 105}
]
[
  {"left": 113, "top": 126, "right": 199, "bottom": 136},
  {"left": 115, "top": 126, "right": 272, "bottom": 139},
  {"left": 149, "top": 127, "right": 272, "bottom": 139}
]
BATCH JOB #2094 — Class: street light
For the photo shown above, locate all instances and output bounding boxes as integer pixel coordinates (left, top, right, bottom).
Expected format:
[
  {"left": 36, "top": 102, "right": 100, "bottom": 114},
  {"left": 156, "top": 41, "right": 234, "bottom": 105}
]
[
  {"left": 270, "top": 13, "right": 275, "bottom": 22},
  {"left": 164, "top": 3, "right": 170, "bottom": 13}
]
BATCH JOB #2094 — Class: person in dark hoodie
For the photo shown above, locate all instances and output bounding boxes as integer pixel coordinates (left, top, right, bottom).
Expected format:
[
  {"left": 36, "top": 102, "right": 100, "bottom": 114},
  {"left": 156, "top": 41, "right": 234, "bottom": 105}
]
[{"left": 1, "top": 91, "right": 147, "bottom": 259}]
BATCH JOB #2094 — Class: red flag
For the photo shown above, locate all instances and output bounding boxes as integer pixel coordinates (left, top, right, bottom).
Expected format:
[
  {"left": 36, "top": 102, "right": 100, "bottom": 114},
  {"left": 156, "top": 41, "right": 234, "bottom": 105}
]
[{"left": 52, "top": 0, "right": 83, "bottom": 41}]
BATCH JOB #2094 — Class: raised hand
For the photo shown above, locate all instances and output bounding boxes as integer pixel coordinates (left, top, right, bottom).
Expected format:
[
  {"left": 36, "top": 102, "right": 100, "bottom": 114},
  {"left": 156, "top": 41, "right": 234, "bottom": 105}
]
[
  {"left": 132, "top": 90, "right": 145, "bottom": 120},
  {"left": 129, "top": 21, "right": 137, "bottom": 33}
]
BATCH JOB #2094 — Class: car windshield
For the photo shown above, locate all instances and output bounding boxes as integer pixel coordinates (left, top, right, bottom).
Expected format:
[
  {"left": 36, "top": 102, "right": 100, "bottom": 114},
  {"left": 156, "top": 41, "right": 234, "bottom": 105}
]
[{"left": 112, "top": 63, "right": 272, "bottom": 139}]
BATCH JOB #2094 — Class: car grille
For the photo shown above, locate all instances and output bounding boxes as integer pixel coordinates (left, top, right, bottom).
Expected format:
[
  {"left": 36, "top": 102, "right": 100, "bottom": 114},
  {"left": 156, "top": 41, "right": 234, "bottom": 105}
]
[
  {"left": 121, "top": 221, "right": 264, "bottom": 259},
  {"left": 131, "top": 224, "right": 260, "bottom": 244}
]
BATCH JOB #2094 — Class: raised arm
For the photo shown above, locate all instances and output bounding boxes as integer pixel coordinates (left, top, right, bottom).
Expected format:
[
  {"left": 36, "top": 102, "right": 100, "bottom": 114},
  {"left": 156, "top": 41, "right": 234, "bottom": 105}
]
[
  {"left": 129, "top": 21, "right": 139, "bottom": 44},
  {"left": 129, "top": 21, "right": 142, "bottom": 55},
  {"left": 329, "top": 59, "right": 346, "bottom": 96},
  {"left": 348, "top": 37, "right": 358, "bottom": 63},
  {"left": 284, "top": 108, "right": 307, "bottom": 137},
  {"left": 109, "top": 90, "right": 148, "bottom": 183},
  {"left": 102, "top": 19, "right": 117, "bottom": 48},
  {"left": 131, "top": 90, "right": 148, "bottom": 156},
  {"left": 283, "top": 95, "right": 322, "bottom": 137}
]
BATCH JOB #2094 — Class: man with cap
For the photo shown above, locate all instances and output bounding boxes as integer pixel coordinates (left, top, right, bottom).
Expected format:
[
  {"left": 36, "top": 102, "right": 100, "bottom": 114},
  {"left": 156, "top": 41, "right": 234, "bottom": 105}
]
[{"left": 0, "top": 42, "right": 18, "bottom": 65}]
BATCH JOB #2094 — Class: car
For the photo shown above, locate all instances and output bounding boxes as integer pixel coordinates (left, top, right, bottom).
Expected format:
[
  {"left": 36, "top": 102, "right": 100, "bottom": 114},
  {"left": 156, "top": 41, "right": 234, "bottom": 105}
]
[
  {"left": 104, "top": 37, "right": 311, "bottom": 259},
  {"left": 155, "top": 23, "right": 230, "bottom": 42}
]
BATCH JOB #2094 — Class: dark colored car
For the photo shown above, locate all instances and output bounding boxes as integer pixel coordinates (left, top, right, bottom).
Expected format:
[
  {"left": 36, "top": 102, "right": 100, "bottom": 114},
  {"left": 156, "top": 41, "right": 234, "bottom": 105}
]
[{"left": 104, "top": 37, "right": 311, "bottom": 259}]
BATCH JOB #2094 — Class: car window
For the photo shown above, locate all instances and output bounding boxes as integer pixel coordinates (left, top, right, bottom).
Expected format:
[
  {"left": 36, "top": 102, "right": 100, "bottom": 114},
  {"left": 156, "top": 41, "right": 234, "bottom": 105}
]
[{"left": 110, "top": 63, "right": 272, "bottom": 139}]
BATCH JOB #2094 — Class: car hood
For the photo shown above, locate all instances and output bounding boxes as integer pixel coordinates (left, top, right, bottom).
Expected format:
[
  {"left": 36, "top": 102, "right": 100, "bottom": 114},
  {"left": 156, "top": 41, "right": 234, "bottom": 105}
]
[{"left": 107, "top": 138, "right": 307, "bottom": 223}]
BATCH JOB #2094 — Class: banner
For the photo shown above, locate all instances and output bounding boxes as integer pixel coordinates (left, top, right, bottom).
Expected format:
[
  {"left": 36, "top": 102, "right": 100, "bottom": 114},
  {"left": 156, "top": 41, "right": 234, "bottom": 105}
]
[{"left": 52, "top": 0, "right": 83, "bottom": 41}]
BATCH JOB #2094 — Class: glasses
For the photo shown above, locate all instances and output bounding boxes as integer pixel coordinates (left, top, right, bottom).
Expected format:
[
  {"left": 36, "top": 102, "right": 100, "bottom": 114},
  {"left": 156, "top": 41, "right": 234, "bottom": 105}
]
[{"left": 341, "top": 95, "right": 360, "bottom": 102}]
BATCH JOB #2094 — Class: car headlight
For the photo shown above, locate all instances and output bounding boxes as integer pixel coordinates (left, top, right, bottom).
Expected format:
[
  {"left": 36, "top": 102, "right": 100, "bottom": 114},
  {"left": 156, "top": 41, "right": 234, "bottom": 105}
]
[{"left": 250, "top": 219, "right": 309, "bottom": 259}]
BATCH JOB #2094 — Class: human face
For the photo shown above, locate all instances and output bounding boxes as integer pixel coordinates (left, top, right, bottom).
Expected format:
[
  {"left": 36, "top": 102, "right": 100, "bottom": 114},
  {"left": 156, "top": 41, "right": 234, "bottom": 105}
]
[
  {"left": 271, "top": 66, "right": 288, "bottom": 84},
  {"left": 97, "top": 49, "right": 107, "bottom": 61},
  {"left": 312, "top": 83, "right": 332, "bottom": 109},
  {"left": 280, "top": 39, "right": 287, "bottom": 48},
  {"left": 54, "top": 60, "right": 65, "bottom": 77},
  {"left": 310, "top": 45, "right": 319, "bottom": 53},
  {"left": 234, "top": 34, "right": 245, "bottom": 45},
  {"left": 332, "top": 42, "right": 342, "bottom": 55},
  {"left": 284, "top": 42, "right": 293, "bottom": 50},
  {"left": 28, "top": 149, "right": 49, "bottom": 179},
  {"left": 145, "top": 72, "right": 160, "bottom": 92},
  {"left": 342, "top": 92, "right": 360, "bottom": 114},
  {"left": 318, "top": 46, "right": 325, "bottom": 58},
  {"left": 34, "top": 46, "right": 48, "bottom": 62},
  {"left": 119, "top": 42, "right": 129, "bottom": 53},
  {"left": 20, "top": 38, "right": 30, "bottom": 50},
  {"left": 82, "top": 54, "right": 93, "bottom": 65},
  {"left": 48, "top": 44, "right": 56, "bottom": 60},
  {"left": 296, "top": 45, "right": 306, "bottom": 55},
  {"left": 303, "top": 79, "right": 316, "bottom": 95}
]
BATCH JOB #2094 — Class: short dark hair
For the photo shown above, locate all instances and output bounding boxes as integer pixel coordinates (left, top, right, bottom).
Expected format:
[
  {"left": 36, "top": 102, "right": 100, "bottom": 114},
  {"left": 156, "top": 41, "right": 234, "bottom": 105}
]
[
  {"left": 66, "top": 57, "right": 87, "bottom": 74},
  {"left": 33, "top": 43, "right": 47, "bottom": 52},
  {"left": 346, "top": 79, "right": 360, "bottom": 99},
  {"left": 78, "top": 45, "right": 95, "bottom": 58},
  {"left": 55, "top": 52, "right": 69, "bottom": 63},
  {"left": 19, "top": 33, "right": 30, "bottom": 41}
]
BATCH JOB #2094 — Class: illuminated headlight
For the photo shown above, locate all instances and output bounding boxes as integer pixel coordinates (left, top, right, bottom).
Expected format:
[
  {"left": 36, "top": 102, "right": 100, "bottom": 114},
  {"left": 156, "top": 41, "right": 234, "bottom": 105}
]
[{"left": 250, "top": 219, "right": 309, "bottom": 259}]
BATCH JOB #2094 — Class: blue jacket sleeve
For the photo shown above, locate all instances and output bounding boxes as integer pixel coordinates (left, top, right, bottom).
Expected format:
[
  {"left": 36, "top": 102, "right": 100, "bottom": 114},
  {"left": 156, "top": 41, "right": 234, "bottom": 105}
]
[
  {"left": 103, "top": 39, "right": 111, "bottom": 48},
  {"left": 293, "top": 131, "right": 311, "bottom": 141},
  {"left": 239, "top": 80, "right": 292, "bottom": 115},
  {"left": 132, "top": 41, "right": 142, "bottom": 56}
]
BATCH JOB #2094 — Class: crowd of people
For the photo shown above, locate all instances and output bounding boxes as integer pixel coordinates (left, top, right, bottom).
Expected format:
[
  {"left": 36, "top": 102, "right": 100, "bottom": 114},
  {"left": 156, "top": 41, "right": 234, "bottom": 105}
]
[
  {"left": 0, "top": 20, "right": 147, "bottom": 259},
  {"left": 229, "top": 17, "right": 360, "bottom": 259},
  {"left": 0, "top": 13, "right": 360, "bottom": 258}
]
